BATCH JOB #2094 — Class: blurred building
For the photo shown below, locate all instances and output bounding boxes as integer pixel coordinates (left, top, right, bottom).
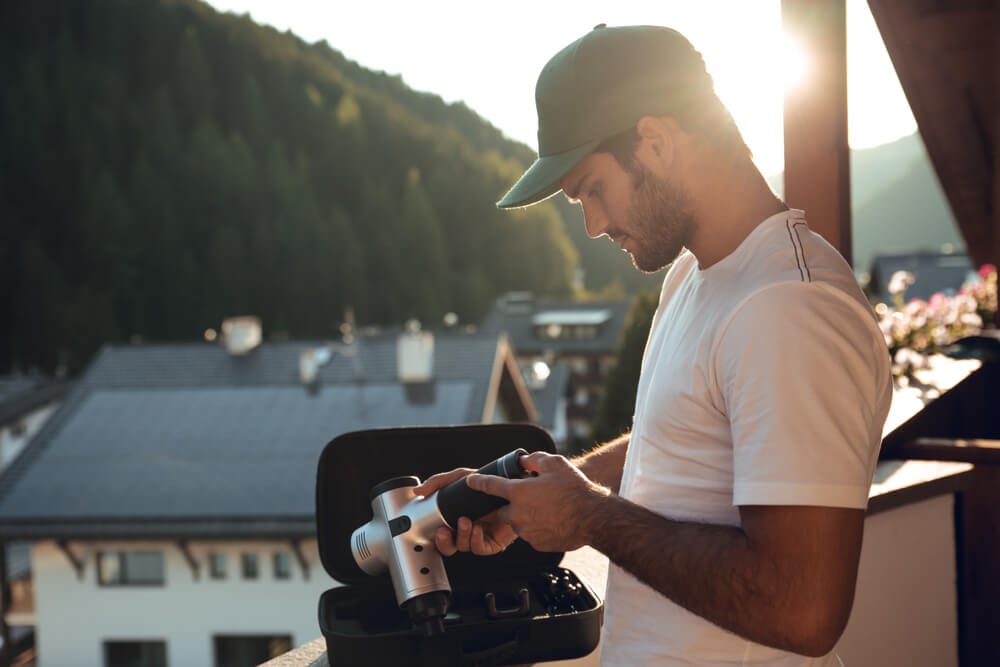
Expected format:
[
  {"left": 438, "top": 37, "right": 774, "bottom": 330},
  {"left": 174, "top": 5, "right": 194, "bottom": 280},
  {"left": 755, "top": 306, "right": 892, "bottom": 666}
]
[
  {"left": 0, "top": 320, "right": 538, "bottom": 667},
  {"left": 0, "top": 377, "right": 73, "bottom": 666},
  {"left": 867, "top": 251, "right": 975, "bottom": 303},
  {"left": 480, "top": 293, "right": 630, "bottom": 452}
]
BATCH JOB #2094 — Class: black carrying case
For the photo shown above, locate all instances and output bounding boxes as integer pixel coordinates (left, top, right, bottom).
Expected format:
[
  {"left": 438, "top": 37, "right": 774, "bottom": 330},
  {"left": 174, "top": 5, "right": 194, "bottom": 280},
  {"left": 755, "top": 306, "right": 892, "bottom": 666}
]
[{"left": 315, "top": 423, "right": 603, "bottom": 666}]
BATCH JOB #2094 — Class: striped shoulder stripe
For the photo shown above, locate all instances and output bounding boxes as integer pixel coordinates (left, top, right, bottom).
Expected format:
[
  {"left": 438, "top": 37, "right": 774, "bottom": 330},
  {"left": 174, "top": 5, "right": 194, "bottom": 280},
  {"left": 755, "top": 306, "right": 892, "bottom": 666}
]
[{"left": 785, "top": 218, "right": 812, "bottom": 282}]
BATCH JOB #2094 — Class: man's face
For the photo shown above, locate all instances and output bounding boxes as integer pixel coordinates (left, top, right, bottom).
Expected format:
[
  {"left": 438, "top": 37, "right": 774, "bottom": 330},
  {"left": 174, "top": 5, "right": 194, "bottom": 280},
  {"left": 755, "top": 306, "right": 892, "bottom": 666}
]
[{"left": 560, "top": 151, "right": 695, "bottom": 273}]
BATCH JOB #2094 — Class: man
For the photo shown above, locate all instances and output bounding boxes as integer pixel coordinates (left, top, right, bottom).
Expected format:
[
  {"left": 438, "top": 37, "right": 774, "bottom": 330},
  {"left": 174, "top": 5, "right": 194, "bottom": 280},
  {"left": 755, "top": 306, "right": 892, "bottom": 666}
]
[{"left": 415, "top": 25, "right": 891, "bottom": 665}]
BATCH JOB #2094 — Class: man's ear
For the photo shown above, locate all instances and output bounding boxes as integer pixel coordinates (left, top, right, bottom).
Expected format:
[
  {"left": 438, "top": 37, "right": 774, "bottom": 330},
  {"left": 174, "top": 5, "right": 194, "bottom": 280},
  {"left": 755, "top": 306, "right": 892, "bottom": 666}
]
[{"left": 635, "top": 116, "right": 675, "bottom": 171}]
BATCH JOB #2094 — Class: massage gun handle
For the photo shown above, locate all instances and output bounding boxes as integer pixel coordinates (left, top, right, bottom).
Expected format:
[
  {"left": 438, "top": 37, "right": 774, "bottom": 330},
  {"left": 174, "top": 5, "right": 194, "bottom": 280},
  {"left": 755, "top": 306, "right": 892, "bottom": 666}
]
[{"left": 436, "top": 448, "right": 531, "bottom": 528}]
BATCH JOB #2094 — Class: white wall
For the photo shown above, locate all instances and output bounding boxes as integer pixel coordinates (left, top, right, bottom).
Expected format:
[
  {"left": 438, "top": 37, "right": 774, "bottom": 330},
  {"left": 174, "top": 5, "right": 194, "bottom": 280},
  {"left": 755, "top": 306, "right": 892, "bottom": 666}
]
[
  {"left": 32, "top": 539, "right": 338, "bottom": 667},
  {"left": 838, "top": 494, "right": 959, "bottom": 667}
]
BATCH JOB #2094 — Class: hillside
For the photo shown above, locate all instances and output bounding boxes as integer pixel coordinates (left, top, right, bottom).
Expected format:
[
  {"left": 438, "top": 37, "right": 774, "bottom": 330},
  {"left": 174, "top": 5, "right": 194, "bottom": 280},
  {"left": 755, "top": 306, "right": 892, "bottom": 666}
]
[
  {"left": 768, "top": 133, "right": 963, "bottom": 271},
  {"left": 1, "top": 0, "right": 591, "bottom": 374},
  {"left": 851, "top": 135, "right": 963, "bottom": 271}
]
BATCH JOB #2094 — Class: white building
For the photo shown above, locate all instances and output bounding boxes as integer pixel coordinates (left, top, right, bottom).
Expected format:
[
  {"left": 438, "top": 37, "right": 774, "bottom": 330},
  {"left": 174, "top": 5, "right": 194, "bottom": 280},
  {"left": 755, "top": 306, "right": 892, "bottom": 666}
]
[
  {"left": 0, "top": 325, "right": 537, "bottom": 667},
  {"left": 30, "top": 539, "right": 327, "bottom": 667}
]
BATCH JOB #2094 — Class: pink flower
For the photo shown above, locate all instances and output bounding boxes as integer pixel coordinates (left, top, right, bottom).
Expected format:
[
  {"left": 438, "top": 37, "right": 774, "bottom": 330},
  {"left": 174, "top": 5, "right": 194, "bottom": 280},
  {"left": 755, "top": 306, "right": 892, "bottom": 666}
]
[
  {"left": 928, "top": 293, "right": 947, "bottom": 313},
  {"left": 888, "top": 270, "right": 916, "bottom": 296},
  {"left": 980, "top": 264, "right": 997, "bottom": 279}
]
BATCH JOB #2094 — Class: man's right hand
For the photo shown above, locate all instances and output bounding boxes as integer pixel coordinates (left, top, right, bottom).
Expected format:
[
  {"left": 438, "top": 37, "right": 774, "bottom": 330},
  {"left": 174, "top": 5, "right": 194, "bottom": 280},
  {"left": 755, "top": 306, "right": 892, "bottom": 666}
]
[{"left": 412, "top": 468, "right": 518, "bottom": 557}]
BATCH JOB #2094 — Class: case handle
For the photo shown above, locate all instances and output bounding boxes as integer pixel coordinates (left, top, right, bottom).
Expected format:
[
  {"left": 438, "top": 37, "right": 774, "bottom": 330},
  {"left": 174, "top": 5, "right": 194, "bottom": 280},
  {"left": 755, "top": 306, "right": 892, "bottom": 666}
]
[{"left": 485, "top": 588, "right": 531, "bottom": 619}]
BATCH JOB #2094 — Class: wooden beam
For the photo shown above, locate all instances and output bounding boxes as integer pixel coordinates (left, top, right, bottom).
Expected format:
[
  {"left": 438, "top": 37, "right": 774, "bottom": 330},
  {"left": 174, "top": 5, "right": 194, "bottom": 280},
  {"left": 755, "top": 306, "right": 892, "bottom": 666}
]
[
  {"left": 290, "top": 539, "right": 310, "bottom": 580},
  {"left": 177, "top": 540, "right": 200, "bottom": 580},
  {"left": 782, "top": 0, "right": 852, "bottom": 265},
  {"left": 56, "top": 540, "right": 84, "bottom": 581},
  {"left": 867, "top": 1, "right": 998, "bottom": 270}
]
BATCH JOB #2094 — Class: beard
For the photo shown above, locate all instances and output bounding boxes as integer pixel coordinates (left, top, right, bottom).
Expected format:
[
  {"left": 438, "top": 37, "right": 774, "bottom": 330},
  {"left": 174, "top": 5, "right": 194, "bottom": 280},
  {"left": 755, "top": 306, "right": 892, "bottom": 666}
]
[{"left": 622, "top": 162, "right": 696, "bottom": 273}]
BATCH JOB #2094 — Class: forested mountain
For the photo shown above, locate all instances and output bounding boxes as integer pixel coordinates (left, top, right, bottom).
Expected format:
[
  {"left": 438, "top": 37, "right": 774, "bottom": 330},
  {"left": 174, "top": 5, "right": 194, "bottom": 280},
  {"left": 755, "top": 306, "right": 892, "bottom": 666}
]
[
  {"left": 768, "top": 132, "right": 964, "bottom": 272},
  {"left": 851, "top": 135, "right": 963, "bottom": 272},
  {"left": 1, "top": 0, "right": 615, "bottom": 375}
]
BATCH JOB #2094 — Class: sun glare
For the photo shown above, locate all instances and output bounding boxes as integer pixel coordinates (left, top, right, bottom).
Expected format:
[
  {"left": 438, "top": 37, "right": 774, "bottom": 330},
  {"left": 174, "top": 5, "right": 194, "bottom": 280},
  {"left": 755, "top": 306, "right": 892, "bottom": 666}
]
[{"left": 780, "top": 35, "right": 809, "bottom": 91}]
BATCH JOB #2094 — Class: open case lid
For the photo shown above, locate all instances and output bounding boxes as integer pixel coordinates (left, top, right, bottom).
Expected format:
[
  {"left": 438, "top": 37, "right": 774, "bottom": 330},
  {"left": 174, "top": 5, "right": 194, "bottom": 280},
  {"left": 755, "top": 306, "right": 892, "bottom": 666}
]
[{"left": 315, "top": 423, "right": 562, "bottom": 586}]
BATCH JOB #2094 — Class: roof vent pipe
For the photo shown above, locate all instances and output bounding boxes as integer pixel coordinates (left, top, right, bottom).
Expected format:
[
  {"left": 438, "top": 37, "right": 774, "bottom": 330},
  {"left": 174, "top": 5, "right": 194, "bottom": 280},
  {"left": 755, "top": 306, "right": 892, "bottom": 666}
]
[
  {"left": 221, "top": 316, "right": 262, "bottom": 355},
  {"left": 398, "top": 320, "right": 434, "bottom": 383}
]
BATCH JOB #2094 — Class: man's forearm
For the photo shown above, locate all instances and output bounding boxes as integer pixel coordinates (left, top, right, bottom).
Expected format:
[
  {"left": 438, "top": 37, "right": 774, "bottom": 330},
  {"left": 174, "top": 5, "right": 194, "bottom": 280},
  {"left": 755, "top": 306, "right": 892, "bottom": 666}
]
[
  {"left": 571, "top": 433, "right": 629, "bottom": 493},
  {"left": 583, "top": 494, "right": 841, "bottom": 657}
]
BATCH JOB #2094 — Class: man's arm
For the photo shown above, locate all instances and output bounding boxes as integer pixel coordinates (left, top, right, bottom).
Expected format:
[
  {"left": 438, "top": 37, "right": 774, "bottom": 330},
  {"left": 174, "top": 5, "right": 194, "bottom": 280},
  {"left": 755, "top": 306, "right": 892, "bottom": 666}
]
[
  {"left": 571, "top": 432, "right": 629, "bottom": 493},
  {"left": 587, "top": 497, "right": 863, "bottom": 657},
  {"left": 472, "top": 453, "right": 864, "bottom": 658}
]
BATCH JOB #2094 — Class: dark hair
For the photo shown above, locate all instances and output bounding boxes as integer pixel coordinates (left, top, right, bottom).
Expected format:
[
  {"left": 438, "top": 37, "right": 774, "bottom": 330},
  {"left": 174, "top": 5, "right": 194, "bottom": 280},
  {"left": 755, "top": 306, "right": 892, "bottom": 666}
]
[{"left": 595, "top": 94, "right": 752, "bottom": 172}]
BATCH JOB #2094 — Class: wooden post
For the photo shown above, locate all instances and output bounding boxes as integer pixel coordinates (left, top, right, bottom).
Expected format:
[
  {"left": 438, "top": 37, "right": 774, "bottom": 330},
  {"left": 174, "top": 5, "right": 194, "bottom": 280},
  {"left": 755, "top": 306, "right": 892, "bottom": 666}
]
[{"left": 782, "top": 0, "right": 852, "bottom": 266}]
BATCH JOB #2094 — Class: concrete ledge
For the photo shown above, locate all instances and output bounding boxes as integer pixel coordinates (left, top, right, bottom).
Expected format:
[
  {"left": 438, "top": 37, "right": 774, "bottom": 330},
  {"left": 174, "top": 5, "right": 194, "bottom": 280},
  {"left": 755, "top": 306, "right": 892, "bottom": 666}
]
[{"left": 260, "top": 636, "right": 327, "bottom": 667}]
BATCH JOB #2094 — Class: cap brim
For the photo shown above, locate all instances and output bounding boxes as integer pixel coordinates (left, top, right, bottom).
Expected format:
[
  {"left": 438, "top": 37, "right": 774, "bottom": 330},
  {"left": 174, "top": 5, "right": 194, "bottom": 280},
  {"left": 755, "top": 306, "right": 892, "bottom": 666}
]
[{"left": 496, "top": 140, "right": 600, "bottom": 209}]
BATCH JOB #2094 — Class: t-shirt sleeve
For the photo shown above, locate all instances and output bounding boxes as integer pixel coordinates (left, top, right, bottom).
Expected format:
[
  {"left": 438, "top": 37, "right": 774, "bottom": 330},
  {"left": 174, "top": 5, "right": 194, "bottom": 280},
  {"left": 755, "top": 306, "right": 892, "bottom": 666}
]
[{"left": 715, "top": 281, "right": 891, "bottom": 509}]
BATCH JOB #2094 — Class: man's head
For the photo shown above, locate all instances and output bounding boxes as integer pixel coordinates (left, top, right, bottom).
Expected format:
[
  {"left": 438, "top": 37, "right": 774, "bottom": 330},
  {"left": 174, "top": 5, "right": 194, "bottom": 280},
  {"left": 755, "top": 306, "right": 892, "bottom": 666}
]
[
  {"left": 497, "top": 24, "right": 747, "bottom": 211},
  {"left": 496, "top": 25, "right": 751, "bottom": 272}
]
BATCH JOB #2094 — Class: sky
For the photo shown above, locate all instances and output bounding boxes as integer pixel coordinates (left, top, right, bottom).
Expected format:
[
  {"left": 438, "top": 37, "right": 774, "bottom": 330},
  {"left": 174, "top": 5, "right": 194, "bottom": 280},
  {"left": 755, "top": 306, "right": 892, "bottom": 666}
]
[{"left": 203, "top": 0, "right": 917, "bottom": 177}]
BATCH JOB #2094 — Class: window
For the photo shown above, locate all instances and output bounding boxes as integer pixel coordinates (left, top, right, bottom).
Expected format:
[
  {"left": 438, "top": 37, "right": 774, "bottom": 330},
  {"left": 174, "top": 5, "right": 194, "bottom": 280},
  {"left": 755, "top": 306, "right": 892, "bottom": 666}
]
[
  {"left": 214, "top": 635, "right": 291, "bottom": 667},
  {"left": 273, "top": 552, "right": 291, "bottom": 580},
  {"left": 104, "top": 640, "right": 167, "bottom": 667},
  {"left": 209, "top": 552, "right": 226, "bottom": 579},
  {"left": 241, "top": 553, "right": 258, "bottom": 580},
  {"left": 98, "top": 552, "right": 164, "bottom": 586}
]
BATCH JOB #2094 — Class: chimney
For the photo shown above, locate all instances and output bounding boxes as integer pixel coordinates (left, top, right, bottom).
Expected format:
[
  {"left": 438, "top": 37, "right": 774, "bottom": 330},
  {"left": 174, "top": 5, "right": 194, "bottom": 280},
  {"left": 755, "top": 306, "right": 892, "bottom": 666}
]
[
  {"left": 300, "top": 346, "right": 332, "bottom": 386},
  {"left": 221, "top": 316, "right": 262, "bottom": 355},
  {"left": 398, "top": 320, "right": 433, "bottom": 383}
]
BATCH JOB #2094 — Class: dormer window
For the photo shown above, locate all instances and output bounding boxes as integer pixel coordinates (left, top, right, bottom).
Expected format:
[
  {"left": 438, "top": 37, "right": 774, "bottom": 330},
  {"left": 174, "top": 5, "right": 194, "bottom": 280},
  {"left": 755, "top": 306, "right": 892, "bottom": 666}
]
[{"left": 533, "top": 310, "right": 611, "bottom": 341}]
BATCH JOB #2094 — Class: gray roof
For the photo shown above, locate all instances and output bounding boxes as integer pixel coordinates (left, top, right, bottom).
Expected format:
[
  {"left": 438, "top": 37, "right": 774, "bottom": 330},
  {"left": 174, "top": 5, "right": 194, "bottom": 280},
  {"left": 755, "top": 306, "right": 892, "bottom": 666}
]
[
  {"left": 0, "top": 334, "right": 509, "bottom": 539},
  {"left": 480, "top": 295, "right": 630, "bottom": 357},
  {"left": 0, "top": 379, "right": 72, "bottom": 425}
]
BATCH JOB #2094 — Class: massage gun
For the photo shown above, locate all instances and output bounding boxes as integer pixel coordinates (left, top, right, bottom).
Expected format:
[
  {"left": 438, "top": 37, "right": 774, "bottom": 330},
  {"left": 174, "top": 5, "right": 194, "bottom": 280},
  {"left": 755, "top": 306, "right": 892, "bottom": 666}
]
[{"left": 351, "top": 449, "right": 531, "bottom": 636}]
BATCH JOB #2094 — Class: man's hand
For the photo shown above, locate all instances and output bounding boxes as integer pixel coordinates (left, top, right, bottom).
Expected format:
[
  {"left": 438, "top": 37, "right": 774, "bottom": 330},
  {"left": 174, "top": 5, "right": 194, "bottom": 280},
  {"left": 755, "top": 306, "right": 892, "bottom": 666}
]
[
  {"left": 466, "top": 451, "right": 611, "bottom": 552},
  {"left": 412, "top": 468, "right": 517, "bottom": 557}
]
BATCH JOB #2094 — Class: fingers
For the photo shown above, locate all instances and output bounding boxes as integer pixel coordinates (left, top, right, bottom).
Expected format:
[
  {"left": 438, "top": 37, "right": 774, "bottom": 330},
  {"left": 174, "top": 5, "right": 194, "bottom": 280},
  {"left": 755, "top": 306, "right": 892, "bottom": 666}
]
[
  {"left": 413, "top": 467, "right": 474, "bottom": 497},
  {"left": 455, "top": 517, "right": 473, "bottom": 552},
  {"left": 470, "top": 523, "right": 490, "bottom": 554},
  {"left": 471, "top": 521, "right": 515, "bottom": 555},
  {"left": 436, "top": 517, "right": 511, "bottom": 556},
  {"left": 434, "top": 526, "right": 457, "bottom": 557},
  {"left": 465, "top": 472, "right": 514, "bottom": 499},
  {"left": 519, "top": 451, "right": 564, "bottom": 474}
]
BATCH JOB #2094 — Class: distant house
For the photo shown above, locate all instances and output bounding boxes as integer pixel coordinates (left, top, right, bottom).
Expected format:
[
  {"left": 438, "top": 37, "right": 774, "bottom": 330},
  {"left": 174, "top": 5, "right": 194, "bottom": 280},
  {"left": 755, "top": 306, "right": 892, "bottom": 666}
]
[
  {"left": 480, "top": 293, "right": 629, "bottom": 451},
  {"left": 0, "top": 321, "right": 536, "bottom": 667},
  {"left": 524, "top": 362, "right": 571, "bottom": 450},
  {"left": 868, "top": 251, "right": 975, "bottom": 304},
  {"left": 0, "top": 377, "right": 72, "bottom": 663}
]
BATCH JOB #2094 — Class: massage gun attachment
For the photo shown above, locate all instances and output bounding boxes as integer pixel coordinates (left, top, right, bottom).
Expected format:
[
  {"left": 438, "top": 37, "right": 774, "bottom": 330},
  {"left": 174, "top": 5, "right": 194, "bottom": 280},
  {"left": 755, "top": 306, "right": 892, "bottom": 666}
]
[{"left": 350, "top": 448, "right": 531, "bottom": 636}]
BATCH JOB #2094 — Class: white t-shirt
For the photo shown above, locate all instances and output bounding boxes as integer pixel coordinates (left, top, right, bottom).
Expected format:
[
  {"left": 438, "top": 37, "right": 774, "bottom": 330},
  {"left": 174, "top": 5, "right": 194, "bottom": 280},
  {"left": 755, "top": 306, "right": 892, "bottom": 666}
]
[{"left": 600, "top": 209, "right": 892, "bottom": 666}]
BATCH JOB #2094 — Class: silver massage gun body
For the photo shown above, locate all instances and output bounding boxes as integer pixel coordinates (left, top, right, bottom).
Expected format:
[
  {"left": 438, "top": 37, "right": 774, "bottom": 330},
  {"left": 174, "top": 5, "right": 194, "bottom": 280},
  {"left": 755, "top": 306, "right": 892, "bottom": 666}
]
[{"left": 350, "top": 449, "right": 531, "bottom": 635}]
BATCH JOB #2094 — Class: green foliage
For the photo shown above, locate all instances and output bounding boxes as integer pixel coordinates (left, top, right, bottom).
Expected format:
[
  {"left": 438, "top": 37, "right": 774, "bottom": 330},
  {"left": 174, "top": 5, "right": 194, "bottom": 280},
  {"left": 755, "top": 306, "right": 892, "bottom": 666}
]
[
  {"left": 591, "top": 289, "right": 660, "bottom": 444},
  {"left": 0, "top": 0, "right": 603, "bottom": 374}
]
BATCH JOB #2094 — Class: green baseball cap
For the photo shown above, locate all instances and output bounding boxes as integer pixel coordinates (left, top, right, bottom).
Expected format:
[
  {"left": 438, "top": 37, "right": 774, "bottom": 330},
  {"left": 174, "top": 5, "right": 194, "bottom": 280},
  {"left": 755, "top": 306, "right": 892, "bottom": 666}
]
[{"left": 496, "top": 24, "right": 714, "bottom": 209}]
